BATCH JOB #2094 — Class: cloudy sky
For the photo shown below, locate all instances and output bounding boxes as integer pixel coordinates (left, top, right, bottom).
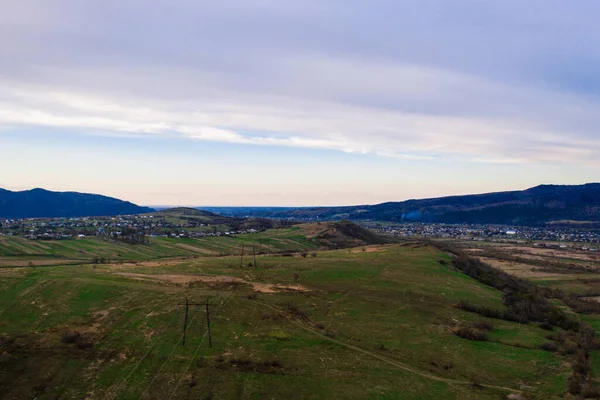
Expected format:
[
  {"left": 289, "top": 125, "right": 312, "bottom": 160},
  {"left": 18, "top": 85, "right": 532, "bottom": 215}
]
[{"left": 1, "top": 0, "right": 599, "bottom": 206}]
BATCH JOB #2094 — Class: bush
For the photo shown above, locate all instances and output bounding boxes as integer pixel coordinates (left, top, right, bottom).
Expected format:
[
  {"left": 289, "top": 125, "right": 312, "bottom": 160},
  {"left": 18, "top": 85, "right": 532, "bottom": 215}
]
[
  {"left": 472, "top": 321, "right": 494, "bottom": 331},
  {"left": 455, "top": 327, "right": 488, "bottom": 341},
  {"left": 60, "top": 330, "right": 81, "bottom": 344},
  {"left": 77, "top": 341, "right": 93, "bottom": 350},
  {"left": 286, "top": 303, "right": 308, "bottom": 320},
  {"left": 539, "top": 321, "right": 553, "bottom": 331},
  {"left": 573, "top": 351, "right": 589, "bottom": 375},
  {"left": 584, "top": 387, "right": 600, "bottom": 399},
  {"left": 324, "top": 329, "right": 337, "bottom": 338},
  {"left": 563, "top": 341, "right": 578, "bottom": 355},
  {"left": 539, "top": 342, "right": 558, "bottom": 352},
  {"left": 567, "top": 371, "right": 583, "bottom": 395},
  {"left": 311, "top": 252, "right": 317, "bottom": 258}
]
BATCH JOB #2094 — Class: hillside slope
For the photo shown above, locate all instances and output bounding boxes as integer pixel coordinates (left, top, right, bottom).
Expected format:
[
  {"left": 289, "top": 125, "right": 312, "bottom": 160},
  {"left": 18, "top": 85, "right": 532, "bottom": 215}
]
[
  {"left": 216, "top": 183, "right": 600, "bottom": 226},
  {"left": 0, "top": 188, "right": 154, "bottom": 218},
  {"left": 300, "top": 221, "right": 388, "bottom": 249},
  {"left": 0, "top": 245, "right": 578, "bottom": 399}
]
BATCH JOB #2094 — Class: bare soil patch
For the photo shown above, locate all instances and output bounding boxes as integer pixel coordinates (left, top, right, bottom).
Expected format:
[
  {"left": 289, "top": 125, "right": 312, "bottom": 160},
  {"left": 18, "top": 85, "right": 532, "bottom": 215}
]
[
  {"left": 583, "top": 296, "right": 600, "bottom": 303},
  {"left": 115, "top": 272, "right": 310, "bottom": 294},
  {"left": 477, "top": 257, "right": 578, "bottom": 279},
  {"left": 103, "top": 257, "right": 191, "bottom": 270},
  {"left": 501, "top": 246, "right": 600, "bottom": 262},
  {"left": 350, "top": 246, "right": 386, "bottom": 253},
  {"left": 174, "top": 243, "right": 219, "bottom": 255}
]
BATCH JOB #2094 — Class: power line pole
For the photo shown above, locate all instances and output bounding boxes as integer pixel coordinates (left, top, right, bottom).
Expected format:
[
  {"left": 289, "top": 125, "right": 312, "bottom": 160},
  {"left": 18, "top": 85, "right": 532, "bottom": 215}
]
[
  {"left": 205, "top": 298, "right": 213, "bottom": 348},
  {"left": 240, "top": 244, "right": 245, "bottom": 268},
  {"left": 182, "top": 297, "right": 189, "bottom": 346},
  {"left": 178, "top": 297, "right": 216, "bottom": 347}
]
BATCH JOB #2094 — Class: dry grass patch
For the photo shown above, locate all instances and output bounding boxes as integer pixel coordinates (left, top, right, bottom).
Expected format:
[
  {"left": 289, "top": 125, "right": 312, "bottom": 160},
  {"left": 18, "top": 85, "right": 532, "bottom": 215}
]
[{"left": 114, "top": 272, "right": 311, "bottom": 294}]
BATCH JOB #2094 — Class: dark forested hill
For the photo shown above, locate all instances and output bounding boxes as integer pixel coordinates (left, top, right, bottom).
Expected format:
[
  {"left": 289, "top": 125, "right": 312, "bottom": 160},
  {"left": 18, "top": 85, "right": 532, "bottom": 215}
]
[
  {"left": 203, "top": 184, "right": 600, "bottom": 226},
  {"left": 0, "top": 188, "right": 155, "bottom": 218}
]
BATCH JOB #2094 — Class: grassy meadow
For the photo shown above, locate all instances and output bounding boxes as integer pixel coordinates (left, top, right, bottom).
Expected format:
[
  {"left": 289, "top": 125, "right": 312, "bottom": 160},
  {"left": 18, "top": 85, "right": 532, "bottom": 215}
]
[
  {"left": 0, "top": 227, "right": 320, "bottom": 268},
  {"left": 0, "top": 242, "right": 581, "bottom": 399}
]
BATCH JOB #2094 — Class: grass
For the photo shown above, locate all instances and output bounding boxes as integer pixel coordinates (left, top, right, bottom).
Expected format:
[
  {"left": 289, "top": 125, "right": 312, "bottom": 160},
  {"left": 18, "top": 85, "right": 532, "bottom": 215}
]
[
  {"left": 0, "top": 230, "right": 321, "bottom": 267},
  {"left": 0, "top": 243, "right": 576, "bottom": 399}
]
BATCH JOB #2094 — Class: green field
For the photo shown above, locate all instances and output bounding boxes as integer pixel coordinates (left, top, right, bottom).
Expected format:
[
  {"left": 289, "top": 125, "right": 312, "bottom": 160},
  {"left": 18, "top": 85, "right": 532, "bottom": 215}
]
[
  {"left": 0, "top": 227, "right": 321, "bottom": 267},
  {"left": 0, "top": 244, "right": 578, "bottom": 399}
]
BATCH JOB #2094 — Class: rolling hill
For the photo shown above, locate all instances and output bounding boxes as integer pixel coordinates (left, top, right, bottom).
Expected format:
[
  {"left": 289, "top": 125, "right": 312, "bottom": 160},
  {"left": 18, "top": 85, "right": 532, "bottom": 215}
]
[
  {"left": 205, "top": 183, "right": 600, "bottom": 226},
  {"left": 0, "top": 188, "right": 154, "bottom": 218}
]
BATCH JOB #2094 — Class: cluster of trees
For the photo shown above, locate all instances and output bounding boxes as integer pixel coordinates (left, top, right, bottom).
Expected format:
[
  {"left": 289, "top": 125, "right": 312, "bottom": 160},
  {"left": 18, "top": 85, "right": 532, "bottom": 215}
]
[
  {"left": 432, "top": 242, "right": 600, "bottom": 398},
  {"left": 110, "top": 227, "right": 148, "bottom": 245}
]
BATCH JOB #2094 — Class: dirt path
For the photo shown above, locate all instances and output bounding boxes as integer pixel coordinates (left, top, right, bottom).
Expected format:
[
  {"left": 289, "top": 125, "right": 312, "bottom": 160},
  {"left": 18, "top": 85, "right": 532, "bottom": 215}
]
[{"left": 245, "top": 299, "right": 523, "bottom": 395}]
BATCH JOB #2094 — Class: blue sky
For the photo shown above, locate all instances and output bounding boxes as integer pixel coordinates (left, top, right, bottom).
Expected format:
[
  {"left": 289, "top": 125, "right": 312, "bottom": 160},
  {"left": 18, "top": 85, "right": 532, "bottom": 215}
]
[{"left": 1, "top": 0, "right": 599, "bottom": 206}]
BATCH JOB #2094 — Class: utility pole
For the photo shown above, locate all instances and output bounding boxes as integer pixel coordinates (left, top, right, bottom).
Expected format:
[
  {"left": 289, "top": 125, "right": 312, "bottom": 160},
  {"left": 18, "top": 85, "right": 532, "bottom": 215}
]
[
  {"left": 240, "top": 244, "right": 245, "bottom": 268},
  {"left": 182, "top": 297, "right": 189, "bottom": 346},
  {"left": 252, "top": 244, "right": 257, "bottom": 268},
  {"left": 178, "top": 297, "right": 216, "bottom": 348},
  {"left": 205, "top": 298, "right": 213, "bottom": 348}
]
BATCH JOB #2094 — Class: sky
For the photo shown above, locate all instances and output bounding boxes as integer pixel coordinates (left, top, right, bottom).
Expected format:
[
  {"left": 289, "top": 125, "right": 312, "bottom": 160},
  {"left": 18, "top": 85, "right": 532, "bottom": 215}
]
[{"left": 1, "top": 0, "right": 599, "bottom": 206}]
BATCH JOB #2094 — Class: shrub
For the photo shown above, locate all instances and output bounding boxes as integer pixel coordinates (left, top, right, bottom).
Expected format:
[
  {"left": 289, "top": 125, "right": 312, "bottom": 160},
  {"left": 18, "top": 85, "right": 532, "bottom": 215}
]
[
  {"left": 61, "top": 330, "right": 81, "bottom": 344},
  {"left": 539, "top": 342, "right": 558, "bottom": 352},
  {"left": 584, "top": 387, "right": 600, "bottom": 399},
  {"left": 539, "top": 321, "right": 553, "bottom": 331},
  {"left": 472, "top": 321, "right": 494, "bottom": 331},
  {"left": 573, "top": 351, "right": 589, "bottom": 375},
  {"left": 324, "top": 329, "right": 337, "bottom": 338},
  {"left": 567, "top": 371, "right": 583, "bottom": 395},
  {"left": 311, "top": 252, "right": 317, "bottom": 257},
  {"left": 286, "top": 303, "right": 308, "bottom": 320},
  {"left": 77, "top": 341, "right": 93, "bottom": 350},
  {"left": 563, "top": 341, "right": 578, "bottom": 355},
  {"left": 187, "top": 375, "right": 197, "bottom": 388},
  {"left": 455, "top": 327, "right": 488, "bottom": 341}
]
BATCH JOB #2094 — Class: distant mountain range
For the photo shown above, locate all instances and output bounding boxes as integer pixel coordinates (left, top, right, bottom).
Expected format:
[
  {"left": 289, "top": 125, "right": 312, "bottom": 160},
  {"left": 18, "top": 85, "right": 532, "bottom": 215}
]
[
  {"left": 4, "top": 184, "right": 600, "bottom": 225},
  {"left": 0, "top": 188, "right": 155, "bottom": 218},
  {"left": 202, "top": 184, "right": 600, "bottom": 227}
]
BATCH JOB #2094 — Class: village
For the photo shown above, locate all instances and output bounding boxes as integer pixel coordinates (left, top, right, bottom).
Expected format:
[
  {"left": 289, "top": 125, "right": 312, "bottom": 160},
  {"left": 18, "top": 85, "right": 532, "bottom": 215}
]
[
  {"left": 0, "top": 213, "right": 259, "bottom": 241},
  {"left": 368, "top": 222, "right": 600, "bottom": 249}
]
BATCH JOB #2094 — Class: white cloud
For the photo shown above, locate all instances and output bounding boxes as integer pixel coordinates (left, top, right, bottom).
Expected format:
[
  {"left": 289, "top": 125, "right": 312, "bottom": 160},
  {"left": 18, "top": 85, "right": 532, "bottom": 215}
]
[{"left": 1, "top": 0, "right": 600, "bottom": 167}]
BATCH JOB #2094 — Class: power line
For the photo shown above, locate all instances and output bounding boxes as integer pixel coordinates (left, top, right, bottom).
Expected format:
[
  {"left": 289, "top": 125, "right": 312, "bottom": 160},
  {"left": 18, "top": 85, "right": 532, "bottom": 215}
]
[
  {"left": 178, "top": 297, "right": 216, "bottom": 347},
  {"left": 105, "top": 301, "right": 181, "bottom": 400},
  {"left": 166, "top": 294, "right": 235, "bottom": 400},
  {"left": 139, "top": 311, "right": 201, "bottom": 399}
]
